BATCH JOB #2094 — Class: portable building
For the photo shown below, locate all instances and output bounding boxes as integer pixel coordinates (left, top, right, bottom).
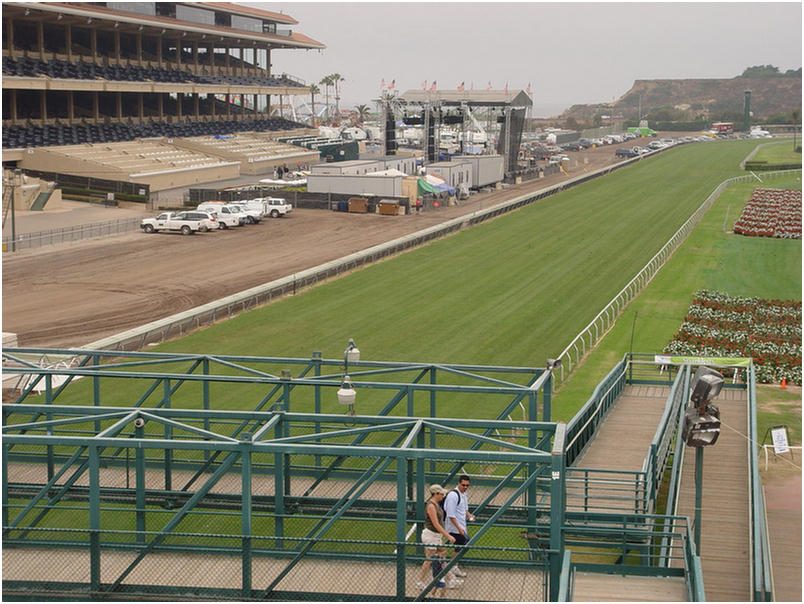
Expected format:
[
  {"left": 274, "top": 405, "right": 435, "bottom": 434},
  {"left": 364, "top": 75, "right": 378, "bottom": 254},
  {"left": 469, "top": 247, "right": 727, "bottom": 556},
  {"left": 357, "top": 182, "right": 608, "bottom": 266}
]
[
  {"left": 307, "top": 173, "right": 404, "bottom": 197},
  {"left": 425, "top": 161, "right": 473, "bottom": 189},
  {"left": 311, "top": 160, "right": 381, "bottom": 175},
  {"left": 450, "top": 155, "right": 504, "bottom": 188}
]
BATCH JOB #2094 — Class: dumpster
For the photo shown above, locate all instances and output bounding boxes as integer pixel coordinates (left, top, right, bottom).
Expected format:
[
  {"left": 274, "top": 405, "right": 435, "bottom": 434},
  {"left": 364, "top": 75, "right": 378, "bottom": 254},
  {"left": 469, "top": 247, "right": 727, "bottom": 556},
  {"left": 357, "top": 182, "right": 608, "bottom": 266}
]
[
  {"left": 378, "top": 200, "right": 399, "bottom": 215},
  {"left": 347, "top": 197, "right": 368, "bottom": 213}
]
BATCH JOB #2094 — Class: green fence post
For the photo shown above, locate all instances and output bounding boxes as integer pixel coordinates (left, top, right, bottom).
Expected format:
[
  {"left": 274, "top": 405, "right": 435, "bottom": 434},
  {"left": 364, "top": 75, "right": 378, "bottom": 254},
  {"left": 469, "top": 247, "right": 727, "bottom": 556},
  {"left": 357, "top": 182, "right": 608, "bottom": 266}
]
[
  {"left": 549, "top": 424, "right": 567, "bottom": 602},
  {"left": 241, "top": 438, "right": 253, "bottom": 598},
  {"left": 89, "top": 443, "right": 101, "bottom": 594},
  {"left": 135, "top": 421, "right": 146, "bottom": 544},
  {"left": 46, "top": 374, "right": 54, "bottom": 480},
  {"left": 313, "top": 351, "right": 322, "bottom": 469},
  {"left": 93, "top": 354, "right": 101, "bottom": 435},
  {"left": 163, "top": 378, "right": 172, "bottom": 491},
  {"left": 2, "top": 442, "right": 8, "bottom": 529},
  {"left": 396, "top": 454, "right": 408, "bottom": 599},
  {"left": 429, "top": 367, "right": 437, "bottom": 473},
  {"left": 202, "top": 357, "right": 210, "bottom": 461},
  {"left": 542, "top": 371, "right": 552, "bottom": 422},
  {"left": 274, "top": 417, "right": 284, "bottom": 550}
]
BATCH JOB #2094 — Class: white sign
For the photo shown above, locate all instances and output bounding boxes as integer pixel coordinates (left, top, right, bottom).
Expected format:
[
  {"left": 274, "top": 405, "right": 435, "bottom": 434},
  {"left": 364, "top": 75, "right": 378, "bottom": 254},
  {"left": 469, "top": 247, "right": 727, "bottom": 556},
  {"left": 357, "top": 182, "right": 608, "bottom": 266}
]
[{"left": 771, "top": 427, "right": 790, "bottom": 455}]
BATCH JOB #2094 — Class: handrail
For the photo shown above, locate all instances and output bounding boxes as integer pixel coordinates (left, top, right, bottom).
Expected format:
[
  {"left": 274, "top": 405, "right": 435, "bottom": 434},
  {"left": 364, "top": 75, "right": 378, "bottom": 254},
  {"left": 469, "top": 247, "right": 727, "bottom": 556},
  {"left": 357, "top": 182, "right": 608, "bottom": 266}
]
[
  {"left": 747, "top": 360, "right": 774, "bottom": 601},
  {"left": 554, "top": 168, "right": 801, "bottom": 385},
  {"left": 564, "top": 357, "right": 628, "bottom": 466},
  {"left": 642, "top": 365, "right": 688, "bottom": 510}
]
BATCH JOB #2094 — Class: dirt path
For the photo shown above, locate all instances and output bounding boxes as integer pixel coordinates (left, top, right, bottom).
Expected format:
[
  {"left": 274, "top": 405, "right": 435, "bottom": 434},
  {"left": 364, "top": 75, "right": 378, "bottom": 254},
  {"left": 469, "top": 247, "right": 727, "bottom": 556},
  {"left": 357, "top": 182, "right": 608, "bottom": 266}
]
[{"left": 3, "top": 145, "right": 624, "bottom": 349}]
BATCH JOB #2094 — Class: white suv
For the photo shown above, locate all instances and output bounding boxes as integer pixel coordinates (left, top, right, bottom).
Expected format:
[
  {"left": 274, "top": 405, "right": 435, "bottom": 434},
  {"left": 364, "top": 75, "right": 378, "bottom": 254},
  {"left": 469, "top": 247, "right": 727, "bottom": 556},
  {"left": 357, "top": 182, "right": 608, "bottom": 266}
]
[
  {"left": 254, "top": 197, "right": 293, "bottom": 218},
  {"left": 197, "top": 203, "right": 244, "bottom": 228}
]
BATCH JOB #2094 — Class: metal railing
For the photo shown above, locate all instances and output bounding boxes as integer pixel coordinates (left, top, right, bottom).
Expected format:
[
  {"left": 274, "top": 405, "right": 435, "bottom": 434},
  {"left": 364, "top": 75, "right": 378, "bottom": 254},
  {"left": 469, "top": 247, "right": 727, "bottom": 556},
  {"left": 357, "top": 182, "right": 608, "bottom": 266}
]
[
  {"left": 747, "top": 361, "right": 774, "bottom": 601},
  {"left": 554, "top": 169, "right": 802, "bottom": 385},
  {"left": 3, "top": 216, "right": 142, "bottom": 252},
  {"left": 564, "top": 358, "right": 628, "bottom": 466},
  {"left": 557, "top": 514, "right": 705, "bottom": 602}
]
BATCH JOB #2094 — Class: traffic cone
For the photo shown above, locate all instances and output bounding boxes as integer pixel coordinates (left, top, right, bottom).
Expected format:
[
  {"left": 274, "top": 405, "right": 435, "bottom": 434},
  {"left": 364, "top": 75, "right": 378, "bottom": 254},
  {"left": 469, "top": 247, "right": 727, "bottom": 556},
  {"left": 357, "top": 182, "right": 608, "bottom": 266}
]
[{"left": 781, "top": 378, "right": 787, "bottom": 389}]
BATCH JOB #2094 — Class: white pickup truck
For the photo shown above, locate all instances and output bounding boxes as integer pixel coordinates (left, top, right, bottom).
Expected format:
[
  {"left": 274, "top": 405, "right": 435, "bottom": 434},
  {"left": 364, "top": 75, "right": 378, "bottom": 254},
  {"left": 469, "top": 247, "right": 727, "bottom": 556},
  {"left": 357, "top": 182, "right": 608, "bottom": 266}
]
[{"left": 141, "top": 211, "right": 205, "bottom": 235}]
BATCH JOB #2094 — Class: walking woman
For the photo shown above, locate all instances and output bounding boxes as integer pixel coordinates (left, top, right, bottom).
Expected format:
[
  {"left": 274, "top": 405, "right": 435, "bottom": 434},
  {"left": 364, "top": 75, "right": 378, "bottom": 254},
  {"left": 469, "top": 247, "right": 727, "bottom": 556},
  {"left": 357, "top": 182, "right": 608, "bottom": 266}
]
[{"left": 417, "top": 484, "right": 462, "bottom": 595}]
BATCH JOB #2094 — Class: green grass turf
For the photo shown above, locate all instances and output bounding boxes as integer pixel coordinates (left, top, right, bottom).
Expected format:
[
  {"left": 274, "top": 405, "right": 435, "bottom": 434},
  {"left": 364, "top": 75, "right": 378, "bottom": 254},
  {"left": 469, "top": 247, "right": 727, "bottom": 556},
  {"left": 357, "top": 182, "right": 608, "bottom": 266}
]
[
  {"left": 43, "top": 140, "right": 790, "bottom": 418},
  {"left": 553, "top": 173, "right": 802, "bottom": 422},
  {"left": 751, "top": 141, "right": 802, "bottom": 165}
]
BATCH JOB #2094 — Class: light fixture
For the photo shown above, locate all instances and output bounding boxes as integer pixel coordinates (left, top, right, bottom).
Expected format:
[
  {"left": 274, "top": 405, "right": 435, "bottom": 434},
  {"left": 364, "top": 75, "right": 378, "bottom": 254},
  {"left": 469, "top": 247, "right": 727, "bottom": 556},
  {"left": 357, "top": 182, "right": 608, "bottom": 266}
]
[
  {"left": 546, "top": 358, "right": 562, "bottom": 371},
  {"left": 337, "top": 339, "right": 360, "bottom": 417},
  {"left": 337, "top": 375, "right": 356, "bottom": 417},
  {"left": 345, "top": 338, "right": 360, "bottom": 369},
  {"left": 681, "top": 365, "right": 724, "bottom": 554},
  {"left": 683, "top": 367, "right": 723, "bottom": 447}
]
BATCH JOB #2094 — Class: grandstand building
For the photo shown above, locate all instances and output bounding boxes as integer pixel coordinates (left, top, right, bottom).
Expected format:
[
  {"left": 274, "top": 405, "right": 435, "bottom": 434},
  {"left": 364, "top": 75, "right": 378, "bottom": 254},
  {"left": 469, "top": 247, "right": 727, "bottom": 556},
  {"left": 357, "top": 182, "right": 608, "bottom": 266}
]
[{"left": 2, "top": 2, "right": 324, "bottom": 198}]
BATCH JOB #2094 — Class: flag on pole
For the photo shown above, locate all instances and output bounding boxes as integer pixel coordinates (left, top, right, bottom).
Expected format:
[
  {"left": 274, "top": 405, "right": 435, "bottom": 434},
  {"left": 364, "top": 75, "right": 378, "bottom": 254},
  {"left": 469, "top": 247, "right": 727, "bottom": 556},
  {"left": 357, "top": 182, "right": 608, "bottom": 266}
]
[
  {"left": 526, "top": 82, "right": 532, "bottom": 94},
  {"left": 421, "top": 80, "right": 427, "bottom": 91},
  {"left": 381, "top": 79, "right": 386, "bottom": 89},
  {"left": 504, "top": 82, "right": 509, "bottom": 94},
  {"left": 389, "top": 79, "right": 395, "bottom": 90},
  {"left": 486, "top": 81, "right": 492, "bottom": 91},
  {"left": 470, "top": 82, "right": 474, "bottom": 91},
  {"left": 457, "top": 81, "right": 465, "bottom": 91},
  {"left": 430, "top": 80, "right": 437, "bottom": 92}
]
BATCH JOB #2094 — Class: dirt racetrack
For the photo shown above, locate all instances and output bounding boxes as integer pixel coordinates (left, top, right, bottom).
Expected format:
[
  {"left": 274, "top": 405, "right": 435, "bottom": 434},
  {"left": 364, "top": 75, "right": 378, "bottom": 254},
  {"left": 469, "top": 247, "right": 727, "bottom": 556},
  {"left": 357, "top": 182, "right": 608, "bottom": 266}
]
[{"left": 3, "top": 144, "right": 626, "bottom": 349}]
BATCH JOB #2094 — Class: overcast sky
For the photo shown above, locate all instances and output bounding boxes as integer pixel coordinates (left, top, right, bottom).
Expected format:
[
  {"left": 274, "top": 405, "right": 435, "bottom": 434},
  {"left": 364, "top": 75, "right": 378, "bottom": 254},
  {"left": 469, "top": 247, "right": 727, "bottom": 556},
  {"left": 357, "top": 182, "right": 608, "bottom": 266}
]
[{"left": 253, "top": 1, "right": 802, "bottom": 117}]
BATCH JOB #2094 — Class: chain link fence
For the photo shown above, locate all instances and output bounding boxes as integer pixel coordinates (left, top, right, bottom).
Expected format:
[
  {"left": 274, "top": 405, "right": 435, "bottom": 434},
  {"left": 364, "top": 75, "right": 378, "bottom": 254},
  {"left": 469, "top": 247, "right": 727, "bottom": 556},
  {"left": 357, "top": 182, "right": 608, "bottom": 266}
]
[{"left": 3, "top": 217, "right": 142, "bottom": 252}]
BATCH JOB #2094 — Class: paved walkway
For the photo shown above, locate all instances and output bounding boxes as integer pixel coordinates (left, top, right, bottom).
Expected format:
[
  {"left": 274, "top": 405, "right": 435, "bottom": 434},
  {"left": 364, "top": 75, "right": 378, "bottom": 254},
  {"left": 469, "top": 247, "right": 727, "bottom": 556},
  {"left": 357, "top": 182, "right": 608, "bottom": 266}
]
[{"left": 674, "top": 388, "right": 750, "bottom": 601}]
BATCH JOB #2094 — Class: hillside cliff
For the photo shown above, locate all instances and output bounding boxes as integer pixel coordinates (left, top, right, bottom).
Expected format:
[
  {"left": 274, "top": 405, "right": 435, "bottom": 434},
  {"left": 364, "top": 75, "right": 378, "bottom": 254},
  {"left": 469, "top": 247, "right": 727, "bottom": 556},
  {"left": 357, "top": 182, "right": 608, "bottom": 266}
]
[{"left": 563, "top": 75, "right": 801, "bottom": 122}]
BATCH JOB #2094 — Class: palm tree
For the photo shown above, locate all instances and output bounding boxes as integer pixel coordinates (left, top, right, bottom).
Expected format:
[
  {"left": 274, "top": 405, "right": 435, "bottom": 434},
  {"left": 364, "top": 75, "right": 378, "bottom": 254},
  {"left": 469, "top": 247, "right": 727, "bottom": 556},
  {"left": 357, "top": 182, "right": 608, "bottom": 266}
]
[
  {"left": 319, "top": 75, "right": 333, "bottom": 122},
  {"left": 354, "top": 104, "right": 371, "bottom": 125},
  {"left": 330, "top": 73, "right": 345, "bottom": 118},
  {"left": 308, "top": 83, "right": 320, "bottom": 126}
]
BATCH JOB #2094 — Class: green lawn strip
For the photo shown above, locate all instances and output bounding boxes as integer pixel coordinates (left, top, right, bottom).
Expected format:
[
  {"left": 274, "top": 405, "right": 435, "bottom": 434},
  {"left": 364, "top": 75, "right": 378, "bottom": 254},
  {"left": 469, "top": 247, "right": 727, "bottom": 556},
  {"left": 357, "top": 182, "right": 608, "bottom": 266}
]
[
  {"left": 755, "top": 384, "right": 802, "bottom": 446},
  {"left": 751, "top": 141, "right": 802, "bottom": 165},
  {"left": 42, "top": 142, "right": 762, "bottom": 418},
  {"left": 553, "top": 176, "right": 802, "bottom": 425}
]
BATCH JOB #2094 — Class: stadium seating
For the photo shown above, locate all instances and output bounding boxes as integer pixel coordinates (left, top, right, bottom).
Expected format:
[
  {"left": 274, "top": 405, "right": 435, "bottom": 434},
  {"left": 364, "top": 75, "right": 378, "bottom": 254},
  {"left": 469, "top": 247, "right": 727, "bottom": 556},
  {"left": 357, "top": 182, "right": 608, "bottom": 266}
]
[
  {"left": 2, "top": 118, "right": 309, "bottom": 149},
  {"left": 2, "top": 57, "right": 306, "bottom": 88}
]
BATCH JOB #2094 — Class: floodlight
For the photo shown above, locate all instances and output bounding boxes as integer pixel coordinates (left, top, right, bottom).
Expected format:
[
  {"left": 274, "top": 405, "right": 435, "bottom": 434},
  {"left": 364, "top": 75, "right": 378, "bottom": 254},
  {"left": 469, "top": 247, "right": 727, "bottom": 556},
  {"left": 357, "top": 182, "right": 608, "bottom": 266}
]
[
  {"left": 682, "top": 404, "right": 721, "bottom": 447},
  {"left": 337, "top": 375, "right": 356, "bottom": 416}
]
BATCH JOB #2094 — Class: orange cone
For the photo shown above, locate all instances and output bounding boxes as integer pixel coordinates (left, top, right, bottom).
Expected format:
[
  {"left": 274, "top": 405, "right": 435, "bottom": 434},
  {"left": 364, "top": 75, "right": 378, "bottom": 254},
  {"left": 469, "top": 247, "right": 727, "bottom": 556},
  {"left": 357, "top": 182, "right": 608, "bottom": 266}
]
[{"left": 781, "top": 378, "right": 787, "bottom": 389}]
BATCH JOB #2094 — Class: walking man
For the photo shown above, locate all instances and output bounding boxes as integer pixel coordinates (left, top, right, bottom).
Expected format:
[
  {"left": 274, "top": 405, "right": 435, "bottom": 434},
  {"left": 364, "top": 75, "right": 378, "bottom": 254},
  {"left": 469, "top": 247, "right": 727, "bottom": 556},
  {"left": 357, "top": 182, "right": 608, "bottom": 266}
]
[{"left": 444, "top": 474, "right": 475, "bottom": 577}]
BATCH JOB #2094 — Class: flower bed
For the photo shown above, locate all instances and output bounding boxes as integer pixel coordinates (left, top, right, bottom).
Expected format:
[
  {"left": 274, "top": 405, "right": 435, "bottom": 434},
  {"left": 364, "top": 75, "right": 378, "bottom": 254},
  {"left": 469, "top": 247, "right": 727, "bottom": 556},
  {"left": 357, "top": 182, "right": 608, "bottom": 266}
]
[
  {"left": 733, "top": 188, "right": 802, "bottom": 239},
  {"left": 665, "top": 290, "right": 802, "bottom": 384}
]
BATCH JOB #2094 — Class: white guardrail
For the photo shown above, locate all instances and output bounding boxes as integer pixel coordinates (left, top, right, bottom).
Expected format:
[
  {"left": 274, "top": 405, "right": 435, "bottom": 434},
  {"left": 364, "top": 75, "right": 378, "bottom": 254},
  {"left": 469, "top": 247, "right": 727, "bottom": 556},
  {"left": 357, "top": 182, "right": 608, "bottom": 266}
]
[{"left": 553, "top": 168, "right": 802, "bottom": 384}]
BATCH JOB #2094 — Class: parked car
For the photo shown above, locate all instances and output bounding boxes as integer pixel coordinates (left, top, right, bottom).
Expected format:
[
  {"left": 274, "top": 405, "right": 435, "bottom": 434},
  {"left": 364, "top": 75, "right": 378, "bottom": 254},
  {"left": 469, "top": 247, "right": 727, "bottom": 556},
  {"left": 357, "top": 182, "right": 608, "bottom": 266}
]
[
  {"left": 226, "top": 203, "right": 262, "bottom": 224},
  {"left": 648, "top": 140, "right": 666, "bottom": 150},
  {"left": 141, "top": 212, "right": 204, "bottom": 235},
  {"left": 180, "top": 210, "right": 218, "bottom": 231},
  {"left": 252, "top": 197, "right": 293, "bottom": 218},
  {"left": 615, "top": 148, "right": 639, "bottom": 158},
  {"left": 197, "top": 202, "right": 244, "bottom": 228},
  {"left": 561, "top": 142, "right": 581, "bottom": 152}
]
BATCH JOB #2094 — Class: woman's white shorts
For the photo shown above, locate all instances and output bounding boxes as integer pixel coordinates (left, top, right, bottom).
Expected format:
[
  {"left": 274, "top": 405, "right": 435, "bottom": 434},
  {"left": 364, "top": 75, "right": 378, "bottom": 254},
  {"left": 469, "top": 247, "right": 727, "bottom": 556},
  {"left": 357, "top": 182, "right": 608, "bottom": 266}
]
[{"left": 422, "top": 528, "right": 442, "bottom": 546}]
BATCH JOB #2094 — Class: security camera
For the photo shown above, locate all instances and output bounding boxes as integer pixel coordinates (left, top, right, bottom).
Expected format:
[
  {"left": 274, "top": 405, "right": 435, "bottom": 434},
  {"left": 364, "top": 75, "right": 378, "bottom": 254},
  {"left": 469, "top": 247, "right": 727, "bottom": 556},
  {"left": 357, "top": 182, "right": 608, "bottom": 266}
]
[{"left": 134, "top": 417, "right": 146, "bottom": 428}]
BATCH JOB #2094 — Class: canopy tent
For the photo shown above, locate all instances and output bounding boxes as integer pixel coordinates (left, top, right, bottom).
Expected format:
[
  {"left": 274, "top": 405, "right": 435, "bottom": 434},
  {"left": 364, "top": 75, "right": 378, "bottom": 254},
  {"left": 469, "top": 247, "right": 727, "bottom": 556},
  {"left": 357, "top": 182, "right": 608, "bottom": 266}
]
[
  {"left": 417, "top": 176, "right": 454, "bottom": 197},
  {"left": 424, "top": 173, "right": 455, "bottom": 195}
]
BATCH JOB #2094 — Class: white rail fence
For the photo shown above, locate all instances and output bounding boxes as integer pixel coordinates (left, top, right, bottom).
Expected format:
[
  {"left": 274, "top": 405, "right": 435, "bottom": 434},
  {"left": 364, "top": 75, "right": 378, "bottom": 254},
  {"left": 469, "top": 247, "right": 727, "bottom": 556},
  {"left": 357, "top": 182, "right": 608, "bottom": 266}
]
[{"left": 554, "top": 168, "right": 801, "bottom": 384}]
